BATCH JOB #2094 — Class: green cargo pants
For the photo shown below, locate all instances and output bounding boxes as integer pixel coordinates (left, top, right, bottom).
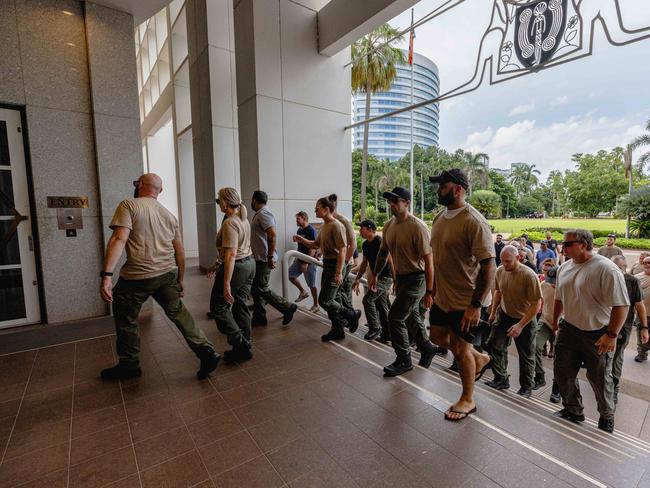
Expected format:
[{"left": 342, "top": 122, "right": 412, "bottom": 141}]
[
  {"left": 252, "top": 260, "right": 292, "bottom": 322},
  {"left": 335, "top": 262, "right": 354, "bottom": 310},
  {"left": 389, "top": 273, "right": 427, "bottom": 358},
  {"left": 612, "top": 324, "right": 633, "bottom": 400},
  {"left": 534, "top": 321, "right": 554, "bottom": 379},
  {"left": 488, "top": 311, "right": 538, "bottom": 389},
  {"left": 553, "top": 321, "right": 615, "bottom": 420},
  {"left": 363, "top": 275, "right": 391, "bottom": 334},
  {"left": 319, "top": 259, "right": 349, "bottom": 329},
  {"left": 637, "top": 320, "right": 650, "bottom": 358},
  {"left": 210, "top": 257, "right": 255, "bottom": 347},
  {"left": 112, "top": 270, "right": 211, "bottom": 367}
]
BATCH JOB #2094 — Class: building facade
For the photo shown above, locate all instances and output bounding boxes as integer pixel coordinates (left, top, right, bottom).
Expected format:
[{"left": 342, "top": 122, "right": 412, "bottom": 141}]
[{"left": 352, "top": 50, "right": 439, "bottom": 161}]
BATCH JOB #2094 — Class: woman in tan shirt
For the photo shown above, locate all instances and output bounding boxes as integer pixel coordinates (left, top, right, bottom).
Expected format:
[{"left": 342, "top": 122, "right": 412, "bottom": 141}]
[{"left": 208, "top": 187, "right": 255, "bottom": 363}]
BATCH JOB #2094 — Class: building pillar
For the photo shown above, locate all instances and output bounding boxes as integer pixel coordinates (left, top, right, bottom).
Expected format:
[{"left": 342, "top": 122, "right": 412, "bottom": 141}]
[
  {"left": 234, "top": 0, "right": 352, "bottom": 297},
  {"left": 186, "top": 0, "right": 239, "bottom": 269}
]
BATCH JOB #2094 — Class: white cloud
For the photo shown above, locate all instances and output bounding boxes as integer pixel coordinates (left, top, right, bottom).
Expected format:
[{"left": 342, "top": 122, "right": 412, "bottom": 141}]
[
  {"left": 508, "top": 103, "right": 536, "bottom": 116},
  {"left": 462, "top": 114, "right": 646, "bottom": 179},
  {"left": 551, "top": 96, "right": 569, "bottom": 107}
]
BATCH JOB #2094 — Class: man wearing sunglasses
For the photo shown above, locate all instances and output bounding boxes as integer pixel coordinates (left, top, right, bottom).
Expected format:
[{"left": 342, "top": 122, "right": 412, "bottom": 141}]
[
  {"left": 99, "top": 174, "right": 219, "bottom": 380},
  {"left": 552, "top": 229, "right": 629, "bottom": 433}
]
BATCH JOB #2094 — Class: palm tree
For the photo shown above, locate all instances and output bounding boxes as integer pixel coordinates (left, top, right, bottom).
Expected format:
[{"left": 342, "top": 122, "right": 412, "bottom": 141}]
[
  {"left": 352, "top": 24, "right": 405, "bottom": 220},
  {"left": 547, "top": 170, "right": 564, "bottom": 216},
  {"left": 630, "top": 119, "right": 650, "bottom": 173},
  {"left": 462, "top": 151, "right": 489, "bottom": 196},
  {"left": 509, "top": 162, "right": 540, "bottom": 196}
]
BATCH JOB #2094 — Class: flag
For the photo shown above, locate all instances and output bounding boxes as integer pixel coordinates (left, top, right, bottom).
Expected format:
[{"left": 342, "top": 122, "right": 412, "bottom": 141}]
[{"left": 408, "top": 28, "right": 415, "bottom": 65}]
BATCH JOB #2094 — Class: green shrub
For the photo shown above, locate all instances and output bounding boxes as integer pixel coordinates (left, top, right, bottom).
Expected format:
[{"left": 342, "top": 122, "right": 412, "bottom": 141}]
[
  {"left": 593, "top": 237, "right": 650, "bottom": 250},
  {"left": 521, "top": 227, "right": 617, "bottom": 239}
]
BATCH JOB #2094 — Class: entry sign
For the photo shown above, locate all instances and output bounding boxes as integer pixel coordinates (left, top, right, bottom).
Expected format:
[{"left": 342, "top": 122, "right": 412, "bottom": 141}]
[{"left": 47, "top": 196, "right": 89, "bottom": 208}]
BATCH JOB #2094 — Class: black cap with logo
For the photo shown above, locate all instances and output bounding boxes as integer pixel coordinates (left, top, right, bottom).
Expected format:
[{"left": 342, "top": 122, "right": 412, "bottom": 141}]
[
  {"left": 382, "top": 186, "right": 411, "bottom": 201},
  {"left": 357, "top": 219, "right": 377, "bottom": 231},
  {"left": 429, "top": 168, "right": 469, "bottom": 190}
]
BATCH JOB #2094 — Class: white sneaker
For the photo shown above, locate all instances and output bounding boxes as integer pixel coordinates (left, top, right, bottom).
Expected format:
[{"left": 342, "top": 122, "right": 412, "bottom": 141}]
[
  {"left": 309, "top": 305, "right": 321, "bottom": 313},
  {"left": 295, "top": 291, "right": 310, "bottom": 303}
]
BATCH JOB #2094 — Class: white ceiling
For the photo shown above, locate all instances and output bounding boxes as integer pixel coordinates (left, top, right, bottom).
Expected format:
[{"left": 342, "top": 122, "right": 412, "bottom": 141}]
[{"left": 89, "top": 0, "right": 171, "bottom": 24}]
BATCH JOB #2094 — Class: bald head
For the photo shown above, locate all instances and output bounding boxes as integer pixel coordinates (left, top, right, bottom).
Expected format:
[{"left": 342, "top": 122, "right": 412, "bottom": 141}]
[
  {"left": 500, "top": 245, "right": 520, "bottom": 271},
  {"left": 501, "top": 245, "right": 518, "bottom": 260},
  {"left": 136, "top": 173, "right": 163, "bottom": 198},
  {"left": 611, "top": 255, "right": 626, "bottom": 273}
]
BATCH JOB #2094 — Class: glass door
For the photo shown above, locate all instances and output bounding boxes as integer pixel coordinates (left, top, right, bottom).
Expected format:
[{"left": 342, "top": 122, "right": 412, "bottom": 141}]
[{"left": 0, "top": 107, "right": 40, "bottom": 328}]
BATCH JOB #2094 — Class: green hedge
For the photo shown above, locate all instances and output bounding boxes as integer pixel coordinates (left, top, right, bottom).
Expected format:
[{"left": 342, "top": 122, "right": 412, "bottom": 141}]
[
  {"left": 593, "top": 238, "right": 650, "bottom": 250},
  {"left": 521, "top": 227, "right": 617, "bottom": 239}
]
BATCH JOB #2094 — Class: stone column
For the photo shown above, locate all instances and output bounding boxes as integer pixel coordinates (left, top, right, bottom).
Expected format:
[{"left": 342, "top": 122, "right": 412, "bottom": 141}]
[
  {"left": 186, "top": 0, "right": 239, "bottom": 269},
  {"left": 234, "top": 0, "right": 352, "bottom": 296}
]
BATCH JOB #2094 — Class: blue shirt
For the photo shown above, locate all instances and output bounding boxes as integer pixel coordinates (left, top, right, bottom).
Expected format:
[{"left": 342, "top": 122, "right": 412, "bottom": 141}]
[
  {"left": 536, "top": 248, "right": 557, "bottom": 271},
  {"left": 297, "top": 225, "right": 316, "bottom": 255}
]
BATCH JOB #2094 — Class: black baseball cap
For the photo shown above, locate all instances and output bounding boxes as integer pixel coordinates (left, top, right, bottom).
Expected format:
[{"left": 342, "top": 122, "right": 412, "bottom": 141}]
[
  {"left": 357, "top": 219, "right": 377, "bottom": 231},
  {"left": 382, "top": 186, "right": 411, "bottom": 201},
  {"left": 607, "top": 233, "right": 616, "bottom": 238},
  {"left": 429, "top": 168, "right": 469, "bottom": 189}
]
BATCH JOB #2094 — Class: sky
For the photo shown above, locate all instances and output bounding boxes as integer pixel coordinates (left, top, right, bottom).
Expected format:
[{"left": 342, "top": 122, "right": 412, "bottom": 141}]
[{"left": 388, "top": 0, "right": 650, "bottom": 180}]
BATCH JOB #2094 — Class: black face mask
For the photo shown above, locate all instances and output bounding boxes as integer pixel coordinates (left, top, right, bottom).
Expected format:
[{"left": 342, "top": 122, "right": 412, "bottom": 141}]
[{"left": 437, "top": 188, "right": 455, "bottom": 207}]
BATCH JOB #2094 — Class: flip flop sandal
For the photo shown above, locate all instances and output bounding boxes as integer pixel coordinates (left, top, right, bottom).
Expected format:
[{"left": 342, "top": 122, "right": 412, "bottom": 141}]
[
  {"left": 475, "top": 359, "right": 492, "bottom": 382},
  {"left": 444, "top": 406, "right": 477, "bottom": 421}
]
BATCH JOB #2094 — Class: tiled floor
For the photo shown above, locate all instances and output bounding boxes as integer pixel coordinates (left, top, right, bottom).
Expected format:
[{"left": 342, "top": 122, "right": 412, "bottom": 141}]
[{"left": 1, "top": 263, "right": 650, "bottom": 488}]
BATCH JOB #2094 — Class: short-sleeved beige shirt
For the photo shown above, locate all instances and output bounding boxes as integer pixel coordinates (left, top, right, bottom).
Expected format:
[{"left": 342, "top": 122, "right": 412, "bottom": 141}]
[
  {"left": 334, "top": 213, "right": 356, "bottom": 257},
  {"left": 109, "top": 197, "right": 180, "bottom": 280},
  {"left": 380, "top": 214, "right": 431, "bottom": 275},
  {"left": 495, "top": 264, "right": 542, "bottom": 319},
  {"left": 636, "top": 272, "right": 650, "bottom": 311},
  {"left": 316, "top": 219, "right": 347, "bottom": 259},
  {"left": 216, "top": 215, "right": 252, "bottom": 262},
  {"left": 431, "top": 204, "right": 495, "bottom": 312},
  {"left": 540, "top": 281, "right": 556, "bottom": 326}
]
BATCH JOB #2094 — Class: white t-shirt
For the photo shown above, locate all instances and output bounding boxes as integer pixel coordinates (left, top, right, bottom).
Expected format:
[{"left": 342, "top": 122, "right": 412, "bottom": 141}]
[{"left": 555, "top": 254, "right": 629, "bottom": 331}]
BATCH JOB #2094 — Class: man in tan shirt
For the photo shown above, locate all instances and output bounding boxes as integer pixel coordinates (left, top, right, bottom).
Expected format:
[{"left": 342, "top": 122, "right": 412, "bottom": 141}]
[
  {"left": 634, "top": 257, "right": 650, "bottom": 362},
  {"left": 370, "top": 187, "right": 438, "bottom": 377},
  {"left": 99, "top": 173, "right": 219, "bottom": 380},
  {"left": 428, "top": 169, "right": 495, "bottom": 421},
  {"left": 487, "top": 245, "right": 542, "bottom": 397}
]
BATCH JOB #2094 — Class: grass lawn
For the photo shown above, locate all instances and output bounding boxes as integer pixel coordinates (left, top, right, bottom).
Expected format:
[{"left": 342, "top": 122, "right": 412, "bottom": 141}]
[{"left": 487, "top": 218, "right": 628, "bottom": 235}]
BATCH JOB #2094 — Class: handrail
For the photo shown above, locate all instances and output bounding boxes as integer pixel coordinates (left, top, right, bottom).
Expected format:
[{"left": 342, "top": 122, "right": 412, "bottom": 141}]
[{"left": 281, "top": 250, "right": 367, "bottom": 301}]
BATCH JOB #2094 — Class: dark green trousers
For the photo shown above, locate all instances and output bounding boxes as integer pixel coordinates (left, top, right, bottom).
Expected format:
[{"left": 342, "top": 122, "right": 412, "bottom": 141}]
[
  {"left": 637, "top": 319, "right": 650, "bottom": 357},
  {"left": 210, "top": 257, "right": 255, "bottom": 347},
  {"left": 112, "top": 270, "right": 211, "bottom": 367},
  {"left": 389, "top": 273, "right": 427, "bottom": 357},
  {"left": 488, "top": 311, "right": 538, "bottom": 389},
  {"left": 335, "top": 262, "right": 353, "bottom": 310},
  {"left": 252, "top": 260, "right": 292, "bottom": 321},
  {"left": 612, "top": 324, "right": 633, "bottom": 399},
  {"left": 554, "top": 321, "right": 615, "bottom": 420},
  {"left": 534, "top": 322, "right": 554, "bottom": 378},
  {"left": 363, "top": 276, "right": 392, "bottom": 333},
  {"left": 319, "top": 259, "right": 348, "bottom": 329}
]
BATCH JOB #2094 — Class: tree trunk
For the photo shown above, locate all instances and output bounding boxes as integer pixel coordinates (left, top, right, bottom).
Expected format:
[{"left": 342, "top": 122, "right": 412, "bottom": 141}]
[{"left": 360, "top": 88, "right": 371, "bottom": 221}]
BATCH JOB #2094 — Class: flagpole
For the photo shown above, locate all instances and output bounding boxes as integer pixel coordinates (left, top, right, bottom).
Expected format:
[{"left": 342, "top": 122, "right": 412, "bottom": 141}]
[{"left": 409, "top": 8, "right": 415, "bottom": 211}]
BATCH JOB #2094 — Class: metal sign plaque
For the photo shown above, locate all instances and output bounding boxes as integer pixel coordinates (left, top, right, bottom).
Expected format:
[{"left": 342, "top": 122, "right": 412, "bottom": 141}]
[
  {"left": 47, "top": 196, "right": 89, "bottom": 208},
  {"left": 56, "top": 208, "right": 83, "bottom": 230}
]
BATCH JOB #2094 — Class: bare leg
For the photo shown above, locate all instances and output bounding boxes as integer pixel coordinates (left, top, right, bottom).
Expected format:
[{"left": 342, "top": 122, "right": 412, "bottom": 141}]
[
  {"left": 310, "top": 287, "right": 319, "bottom": 307},
  {"left": 290, "top": 277, "right": 305, "bottom": 295},
  {"left": 429, "top": 325, "right": 452, "bottom": 349}
]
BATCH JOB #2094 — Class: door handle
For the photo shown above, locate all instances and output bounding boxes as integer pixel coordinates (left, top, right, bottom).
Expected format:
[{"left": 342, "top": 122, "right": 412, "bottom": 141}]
[{"left": 28, "top": 235, "right": 34, "bottom": 251}]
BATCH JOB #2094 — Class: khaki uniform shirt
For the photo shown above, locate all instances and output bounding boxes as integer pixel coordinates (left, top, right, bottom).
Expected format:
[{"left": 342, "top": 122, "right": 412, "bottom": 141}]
[
  {"left": 216, "top": 215, "right": 252, "bottom": 262},
  {"left": 636, "top": 272, "right": 650, "bottom": 312},
  {"left": 381, "top": 214, "right": 431, "bottom": 275},
  {"left": 495, "top": 264, "right": 542, "bottom": 320},
  {"left": 431, "top": 205, "right": 495, "bottom": 312},
  {"left": 334, "top": 213, "right": 356, "bottom": 259},
  {"left": 597, "top": 245, "right": 623, "bottom": 259},
  {"left": 110, "top": 197, "right": 180, "bottom": 280},
  {"left": 316, "top": 219, "right": 347, "bottom": 259},
  {"left": 540, "top": 281, "right": 555, "bottom": 326},
  {"left": 631, "top": 262, "right": 645, "bottom": 276}
]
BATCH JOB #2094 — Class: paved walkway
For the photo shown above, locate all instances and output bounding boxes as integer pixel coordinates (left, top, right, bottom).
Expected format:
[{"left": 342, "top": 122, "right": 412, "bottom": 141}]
[{"left": 1, "top": 262, "right": 649, "bottom": 487}]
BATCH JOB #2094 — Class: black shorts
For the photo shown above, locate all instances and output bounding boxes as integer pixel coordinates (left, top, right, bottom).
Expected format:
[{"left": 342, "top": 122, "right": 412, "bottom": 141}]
[{"left": 429, "top": 303, "right": 477, "bottom": 344}]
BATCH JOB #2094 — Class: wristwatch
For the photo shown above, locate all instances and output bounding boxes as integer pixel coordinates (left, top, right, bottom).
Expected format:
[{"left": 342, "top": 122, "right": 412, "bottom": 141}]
[
  {"left": 606, "top": 330, "right": 618, "bottom": 339},
  {"left": 470, "top": 299, "right": 482, "bottom": 309},
  {"left": 99, "top": 271, "right": 113, "bottom": 277}
]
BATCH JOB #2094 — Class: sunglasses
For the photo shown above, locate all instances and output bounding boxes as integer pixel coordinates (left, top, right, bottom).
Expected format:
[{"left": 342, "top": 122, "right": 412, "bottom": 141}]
[
  {"left": 561, "top": 240, "right": 582, "bottom": 247},
  {"left": 132, "top": 180, "right": 140, "bottom": 187}
]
